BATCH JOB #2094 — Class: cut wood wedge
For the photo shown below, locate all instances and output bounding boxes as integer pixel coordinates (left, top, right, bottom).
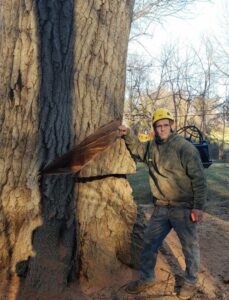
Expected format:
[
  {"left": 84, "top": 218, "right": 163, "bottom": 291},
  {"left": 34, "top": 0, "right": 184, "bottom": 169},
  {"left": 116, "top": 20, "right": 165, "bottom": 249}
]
[{"left": 42, "top": 119, "right": 121, "bottom": 174}]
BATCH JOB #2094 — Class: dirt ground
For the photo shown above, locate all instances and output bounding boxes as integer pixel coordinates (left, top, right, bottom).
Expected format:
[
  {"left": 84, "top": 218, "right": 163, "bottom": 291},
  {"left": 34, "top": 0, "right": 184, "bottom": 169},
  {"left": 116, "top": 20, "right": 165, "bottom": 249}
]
[
  {"left": 1, "top": 166, "right": 228, "bottom": 300},
  {"left": 79, "top": 192, "right": 229, "bottom": 300},
  {"left": 65, "top": 204, "right": 229, "bottom": 300},
  {"left": 7, "top": 203, "right": 227, "bottom": 300}
]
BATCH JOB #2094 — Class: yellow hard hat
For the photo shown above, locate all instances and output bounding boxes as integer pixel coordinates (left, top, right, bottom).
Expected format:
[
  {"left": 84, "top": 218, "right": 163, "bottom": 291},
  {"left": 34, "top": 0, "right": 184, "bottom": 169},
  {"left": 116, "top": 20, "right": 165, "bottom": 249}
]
[{"left": 152, "top": 108, "right": 174, "bottom": 125}]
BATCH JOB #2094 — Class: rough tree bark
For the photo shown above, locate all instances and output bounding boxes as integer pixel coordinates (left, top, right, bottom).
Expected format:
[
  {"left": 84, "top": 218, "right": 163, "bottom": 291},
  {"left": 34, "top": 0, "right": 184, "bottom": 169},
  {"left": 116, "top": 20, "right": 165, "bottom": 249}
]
[
  {"left": 0, "top": 0, "right": 41, "bottom": 279},
  {"left": 0, "top": 0, "right": 137, "bottom": 298},
  {"left": 0, "top": 1, "right": 222, "bottom": 300}
]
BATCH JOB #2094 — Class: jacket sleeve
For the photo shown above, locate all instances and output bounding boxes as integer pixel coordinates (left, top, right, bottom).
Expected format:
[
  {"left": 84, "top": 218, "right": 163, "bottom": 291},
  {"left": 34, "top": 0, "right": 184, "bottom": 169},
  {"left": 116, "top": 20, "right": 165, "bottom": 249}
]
[
  {"left": 123, "top": 129, "right": 149, "bottom": 162},
  {"left": 180, "top": 143, "right": 207, "bottom": 210}
]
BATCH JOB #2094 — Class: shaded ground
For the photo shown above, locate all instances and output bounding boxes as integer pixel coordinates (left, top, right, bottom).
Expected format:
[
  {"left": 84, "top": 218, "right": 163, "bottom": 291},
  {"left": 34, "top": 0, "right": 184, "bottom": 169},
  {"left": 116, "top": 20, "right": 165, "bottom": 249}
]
[
  {"left": 1, "top": 164, "right": 228, "bottom": 299},
  {"left": 197, "top": 164, "right": 229, "bottom": 299}
]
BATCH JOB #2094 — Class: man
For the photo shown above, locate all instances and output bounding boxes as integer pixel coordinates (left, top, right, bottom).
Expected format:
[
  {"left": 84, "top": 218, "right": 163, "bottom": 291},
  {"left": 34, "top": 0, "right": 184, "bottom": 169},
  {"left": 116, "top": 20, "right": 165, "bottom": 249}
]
[{"left": 118, "top": 108, "right": 207, "bottom": 299}]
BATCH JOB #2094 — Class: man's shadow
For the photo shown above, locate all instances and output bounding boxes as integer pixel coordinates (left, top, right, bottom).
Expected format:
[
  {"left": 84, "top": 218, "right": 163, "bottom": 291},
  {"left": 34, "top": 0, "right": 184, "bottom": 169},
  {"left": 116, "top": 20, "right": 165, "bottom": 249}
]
[{"left": 15, "top": 175, "right": 77, "bottom": 299}]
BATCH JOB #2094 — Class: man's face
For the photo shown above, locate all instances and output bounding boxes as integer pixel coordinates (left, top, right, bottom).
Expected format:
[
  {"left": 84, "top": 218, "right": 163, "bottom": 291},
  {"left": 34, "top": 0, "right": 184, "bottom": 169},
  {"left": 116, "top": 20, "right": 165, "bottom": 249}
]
[{"left": 154, "top": 119, "right": 173, "bottom": 141}]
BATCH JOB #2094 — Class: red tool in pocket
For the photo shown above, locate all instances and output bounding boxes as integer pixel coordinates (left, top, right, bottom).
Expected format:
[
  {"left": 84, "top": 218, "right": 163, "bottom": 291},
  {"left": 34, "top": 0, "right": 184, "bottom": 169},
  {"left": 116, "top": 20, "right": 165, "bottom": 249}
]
[{"left": 191, "top": 211, "right": 197, "bottom": 222}]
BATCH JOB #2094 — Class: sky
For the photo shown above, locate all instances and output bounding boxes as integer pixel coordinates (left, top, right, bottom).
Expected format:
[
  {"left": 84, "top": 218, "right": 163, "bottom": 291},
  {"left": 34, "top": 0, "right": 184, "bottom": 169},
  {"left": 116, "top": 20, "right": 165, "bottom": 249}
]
[{"left": 128, "top": 0, "right": 227, "bottom": 58}]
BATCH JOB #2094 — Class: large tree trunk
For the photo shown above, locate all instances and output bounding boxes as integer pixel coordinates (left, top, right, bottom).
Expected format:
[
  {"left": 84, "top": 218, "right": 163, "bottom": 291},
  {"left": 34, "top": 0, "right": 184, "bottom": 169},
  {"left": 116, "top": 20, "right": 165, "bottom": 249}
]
[
  {"left": 71, "top": 0, "right": 137, "bottom": 291},
  {"left": 0, "top": 0, "right": 137, "bottom": 298},
  {"left": 0, "top": 0, "right": 41, "bottom": 276}
]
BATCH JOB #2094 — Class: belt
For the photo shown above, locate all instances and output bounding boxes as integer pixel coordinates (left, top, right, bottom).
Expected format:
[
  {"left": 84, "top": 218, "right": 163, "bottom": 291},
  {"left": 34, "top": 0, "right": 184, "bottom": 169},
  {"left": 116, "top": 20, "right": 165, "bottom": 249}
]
[
  {"left": 154, "top": 199, "right": 192, "bottom": 209},
  {"left": 154, "top": 199, "right": 171, "bottom": 206}
]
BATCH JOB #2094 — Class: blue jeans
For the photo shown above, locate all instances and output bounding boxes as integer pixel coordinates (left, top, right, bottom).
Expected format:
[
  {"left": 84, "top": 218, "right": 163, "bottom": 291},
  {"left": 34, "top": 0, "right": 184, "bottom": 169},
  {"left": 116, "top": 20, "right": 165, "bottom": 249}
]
[{"left": 139, "top": 206, "right": 200, "bottom": 284}]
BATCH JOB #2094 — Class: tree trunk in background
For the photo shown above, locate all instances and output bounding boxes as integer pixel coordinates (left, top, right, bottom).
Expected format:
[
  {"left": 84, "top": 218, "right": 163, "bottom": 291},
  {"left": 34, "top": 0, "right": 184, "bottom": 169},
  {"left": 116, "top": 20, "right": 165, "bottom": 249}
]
[
  {"left": 219, "top": 112, "right": 226, "bottom": 160},
  {"left": 0, "top": 0, "right": 136, "bottom": 297}
]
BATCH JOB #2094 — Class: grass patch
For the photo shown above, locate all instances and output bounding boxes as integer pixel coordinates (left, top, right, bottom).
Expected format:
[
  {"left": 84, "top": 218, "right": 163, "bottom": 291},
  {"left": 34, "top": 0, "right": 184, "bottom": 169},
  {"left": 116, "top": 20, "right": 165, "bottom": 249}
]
[
  {"left": 205, "top": 166, "right": 229, "bottom": 202},
  {"left": 127, "top": 163, "right": 152, "bottom": 204},
  {"left": 212, "top": 159, "right": 226, "bottom": 163},
  {"left": 127, "top": 163, "right": 229, "bottom": 209}
]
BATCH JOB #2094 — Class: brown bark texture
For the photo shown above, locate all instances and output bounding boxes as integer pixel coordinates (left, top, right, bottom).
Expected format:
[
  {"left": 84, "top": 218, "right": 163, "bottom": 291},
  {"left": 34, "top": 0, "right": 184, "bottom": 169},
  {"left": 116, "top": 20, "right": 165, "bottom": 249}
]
[
  {"left": 73, "top": 0, "right": 137, "bottom": 292},
  {"left": 0, "top": 0, "right": 137, "bottom": 297},
  {"left": 0, "top": 0, "right": 41, "bottom": 273}
]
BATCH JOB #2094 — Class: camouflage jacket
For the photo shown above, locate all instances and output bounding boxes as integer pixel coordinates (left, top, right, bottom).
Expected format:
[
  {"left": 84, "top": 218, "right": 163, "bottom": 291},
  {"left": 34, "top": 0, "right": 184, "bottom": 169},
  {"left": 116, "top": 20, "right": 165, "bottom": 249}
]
[{"left": 124, "top": 130, "right": 207, "bottom": 210}]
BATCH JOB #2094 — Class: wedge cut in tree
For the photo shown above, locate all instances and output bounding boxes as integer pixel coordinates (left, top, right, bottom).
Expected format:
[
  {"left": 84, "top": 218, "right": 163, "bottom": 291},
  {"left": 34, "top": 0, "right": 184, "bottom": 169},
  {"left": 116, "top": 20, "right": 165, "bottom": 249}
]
[{"left": 43, "top": 120, "right": 121, "bottom": 175}]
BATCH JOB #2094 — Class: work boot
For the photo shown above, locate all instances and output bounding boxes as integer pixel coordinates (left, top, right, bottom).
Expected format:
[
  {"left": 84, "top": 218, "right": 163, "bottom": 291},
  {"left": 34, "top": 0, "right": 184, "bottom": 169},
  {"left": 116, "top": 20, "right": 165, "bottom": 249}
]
[
  {"left": 178, "top": 281, "right": 197, "bottom": 299},
  {"left": 125, "top": 279, "right": 155, "bottom": 294}
]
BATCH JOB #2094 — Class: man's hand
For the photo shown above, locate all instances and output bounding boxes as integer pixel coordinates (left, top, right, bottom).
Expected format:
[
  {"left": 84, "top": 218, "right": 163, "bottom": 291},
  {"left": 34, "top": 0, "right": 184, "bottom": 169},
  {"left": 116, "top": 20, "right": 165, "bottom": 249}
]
[
  {"left": 118, "top": 125, "right": 129, "bottom": 137},
  {"left": 191, "top": 209, "right": 204, "bottom": 223}
]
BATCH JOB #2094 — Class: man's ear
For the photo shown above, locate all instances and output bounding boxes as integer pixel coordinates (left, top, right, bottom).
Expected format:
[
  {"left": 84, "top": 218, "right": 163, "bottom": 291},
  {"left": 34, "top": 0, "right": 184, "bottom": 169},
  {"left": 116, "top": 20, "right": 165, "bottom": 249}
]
[
  {"left": 149, "top": 129, "right": 155, "bottom": 140},
  {"left": 170, "top": 121, "right": 175, "bottom": 132}
]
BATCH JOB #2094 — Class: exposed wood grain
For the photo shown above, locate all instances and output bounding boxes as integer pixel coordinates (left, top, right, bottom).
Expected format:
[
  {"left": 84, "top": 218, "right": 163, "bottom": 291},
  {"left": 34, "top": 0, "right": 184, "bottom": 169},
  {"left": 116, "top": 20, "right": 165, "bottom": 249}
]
[{"left": 43, "top": 120, "right": 122, "bottom": 174}]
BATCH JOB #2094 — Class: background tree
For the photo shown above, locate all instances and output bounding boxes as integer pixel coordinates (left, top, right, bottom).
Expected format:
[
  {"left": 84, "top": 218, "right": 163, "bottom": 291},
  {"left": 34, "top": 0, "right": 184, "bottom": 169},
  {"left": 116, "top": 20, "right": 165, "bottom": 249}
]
[
  {"left": 131, "top": 0, "right": 204, "bottom": 41},
  {"left": 126, "top": 0, "right": 229, "bottom": 147},
  {"left": 125, "top": 36, "right": 228, "bottom": 150}
]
